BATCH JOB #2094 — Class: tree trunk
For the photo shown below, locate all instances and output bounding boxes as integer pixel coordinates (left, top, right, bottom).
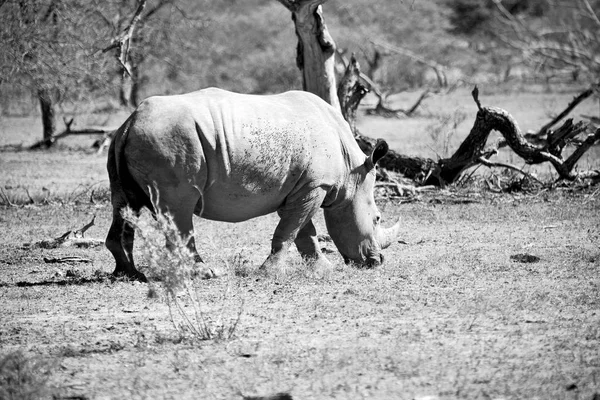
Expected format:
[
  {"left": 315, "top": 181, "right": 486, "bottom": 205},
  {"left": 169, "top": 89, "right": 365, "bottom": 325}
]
[
  {"left": 281, "top": 3, "right": 600, "bottom": 186},
  {"left": 37, "top": 88, "right": 56, "bottom": 148},
  {"left": 278, "top": 0, "right": 339, "bottom": 109}
]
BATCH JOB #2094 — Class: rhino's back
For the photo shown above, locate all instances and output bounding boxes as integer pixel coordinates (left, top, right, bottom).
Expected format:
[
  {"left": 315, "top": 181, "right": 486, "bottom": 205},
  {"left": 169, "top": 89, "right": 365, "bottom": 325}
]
[{"left": 125, "top": 88, "right": 364, "bottom": 222}]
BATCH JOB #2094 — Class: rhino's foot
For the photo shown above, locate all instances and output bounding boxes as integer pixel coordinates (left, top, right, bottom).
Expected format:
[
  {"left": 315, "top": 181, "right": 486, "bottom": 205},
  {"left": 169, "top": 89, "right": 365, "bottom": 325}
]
[
  {"left": 304, "top": 256, "right": 333, "bottom": 279},
  {"left": 112, "top": 269, "right": 148, "bottom": 283},
  {"left": 258, "top": 251, "right": 289, "bottom": 277}
]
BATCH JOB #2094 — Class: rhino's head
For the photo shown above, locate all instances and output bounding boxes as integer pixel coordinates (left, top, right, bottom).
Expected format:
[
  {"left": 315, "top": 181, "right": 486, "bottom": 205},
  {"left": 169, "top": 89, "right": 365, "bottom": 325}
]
[{"left": 323, "top": 140, "right": 400, "bottom": 268}]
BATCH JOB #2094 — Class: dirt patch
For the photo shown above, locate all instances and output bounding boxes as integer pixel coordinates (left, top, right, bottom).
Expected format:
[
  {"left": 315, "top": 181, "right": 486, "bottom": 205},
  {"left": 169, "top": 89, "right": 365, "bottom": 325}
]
[{"left": 1, "top": 192, "right": 599, "bottom": 399}]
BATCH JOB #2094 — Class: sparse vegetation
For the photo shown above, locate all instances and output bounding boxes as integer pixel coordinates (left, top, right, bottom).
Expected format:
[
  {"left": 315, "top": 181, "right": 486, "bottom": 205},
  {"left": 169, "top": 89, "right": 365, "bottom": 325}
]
[
  {"left": 426, "top": 109, "right": 469, "bottom": 159},
  {"left": 122, "top": 205, "right": 243, "bottom": 341},
  {"left": 0, "top": 351, "right": 56, "bottom": 400},
  {"left": 1, "top": 179, "right": 600, "bottom": 398},
  {"left": 1, "top": 1, "right": 600, "bottom": 398}
]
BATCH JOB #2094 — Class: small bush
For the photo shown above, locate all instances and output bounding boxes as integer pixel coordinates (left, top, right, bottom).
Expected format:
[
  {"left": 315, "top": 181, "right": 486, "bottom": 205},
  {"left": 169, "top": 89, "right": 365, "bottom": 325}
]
[
  {"left": 0, "top": 351, "right": 56, "bottom": 400},
  {"left": 122, "top": 204, "right": 243, "bottom": 341},
  {"left": 231, "top": 251, "right": 254, "bottom": 278}
]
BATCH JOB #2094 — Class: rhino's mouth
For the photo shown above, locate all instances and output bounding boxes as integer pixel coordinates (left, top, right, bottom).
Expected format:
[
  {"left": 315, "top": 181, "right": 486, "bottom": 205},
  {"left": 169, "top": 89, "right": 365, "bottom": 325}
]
[{"left": 342, "top": 253, "right": 384, "bottom": 268}]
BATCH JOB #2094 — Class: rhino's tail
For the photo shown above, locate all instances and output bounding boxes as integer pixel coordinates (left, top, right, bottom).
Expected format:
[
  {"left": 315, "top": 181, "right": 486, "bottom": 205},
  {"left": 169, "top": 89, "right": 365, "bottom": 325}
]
[{"left": 110, "top": 115, "right": 154, "bottom": 214}]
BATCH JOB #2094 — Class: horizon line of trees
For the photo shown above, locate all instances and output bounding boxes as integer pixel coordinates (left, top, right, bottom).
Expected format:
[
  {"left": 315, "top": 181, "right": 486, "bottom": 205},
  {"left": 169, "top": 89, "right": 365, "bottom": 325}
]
[{"left": 0, "top": 0, "right": 598, "bottom": 145}]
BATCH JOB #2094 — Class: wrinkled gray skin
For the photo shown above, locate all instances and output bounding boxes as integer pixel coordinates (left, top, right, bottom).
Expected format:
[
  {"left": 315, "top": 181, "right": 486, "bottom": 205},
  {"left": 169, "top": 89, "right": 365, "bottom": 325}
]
[{"left": 106, "top": 88, "right": 400, "bottom": 281}]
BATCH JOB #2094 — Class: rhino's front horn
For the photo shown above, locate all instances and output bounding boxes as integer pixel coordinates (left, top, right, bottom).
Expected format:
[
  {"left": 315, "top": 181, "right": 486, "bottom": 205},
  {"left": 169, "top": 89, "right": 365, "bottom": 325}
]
[{"left": 378, "top": 219, "right": 401, "bottom": 249}]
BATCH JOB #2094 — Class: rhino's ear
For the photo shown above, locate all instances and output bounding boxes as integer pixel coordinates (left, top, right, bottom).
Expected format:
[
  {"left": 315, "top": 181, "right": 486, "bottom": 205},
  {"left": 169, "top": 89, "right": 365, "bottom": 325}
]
[{"left": 366, "top": 140, "right": 389, "bottom": 170}]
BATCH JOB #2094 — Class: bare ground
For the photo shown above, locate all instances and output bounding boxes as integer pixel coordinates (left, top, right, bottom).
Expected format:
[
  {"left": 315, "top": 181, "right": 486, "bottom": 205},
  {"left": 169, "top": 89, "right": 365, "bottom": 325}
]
[
  {"left": 1, "top": 88, "right": 599, "bottom": 399},
  {"left": 1, "top": 188, "right": 599, "bottom": 400}
]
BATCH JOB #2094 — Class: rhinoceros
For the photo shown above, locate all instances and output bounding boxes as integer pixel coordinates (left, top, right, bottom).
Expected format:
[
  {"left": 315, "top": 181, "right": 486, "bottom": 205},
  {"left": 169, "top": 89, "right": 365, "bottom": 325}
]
[{"left": 105, "top": 88, "right": 400, "bottom": 281}]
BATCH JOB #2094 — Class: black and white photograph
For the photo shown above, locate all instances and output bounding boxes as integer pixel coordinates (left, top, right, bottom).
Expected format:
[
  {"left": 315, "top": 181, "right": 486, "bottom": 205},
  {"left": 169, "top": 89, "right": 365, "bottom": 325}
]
[{"left": 1, "top": 1, "right": 599, "bottom": 398}]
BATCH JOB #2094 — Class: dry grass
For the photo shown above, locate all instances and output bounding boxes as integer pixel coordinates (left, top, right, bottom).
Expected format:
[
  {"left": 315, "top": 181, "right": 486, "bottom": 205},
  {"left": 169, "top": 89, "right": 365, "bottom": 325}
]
[
  {"left": 1, "top": 88, "right": 599, "bottom": 399},
  {"left": 0, "top": 351, "right": 57, "bottom": 400},
  {"left": 122, "top": 205, "right": 243, "bottom": 341},
  {"left": 1, "top": 193, "right": 599, "bottom": 399}
]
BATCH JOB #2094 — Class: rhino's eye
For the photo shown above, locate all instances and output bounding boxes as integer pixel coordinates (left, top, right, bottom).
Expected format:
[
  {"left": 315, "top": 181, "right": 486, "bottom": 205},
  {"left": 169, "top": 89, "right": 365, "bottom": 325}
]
[{"left": 375, "top": 215, "right": 381, "bottom": 224}]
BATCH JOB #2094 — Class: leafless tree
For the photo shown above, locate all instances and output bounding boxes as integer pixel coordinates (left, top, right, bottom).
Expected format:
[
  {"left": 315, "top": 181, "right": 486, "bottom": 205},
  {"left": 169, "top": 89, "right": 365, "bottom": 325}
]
[
  {"left": 490, "top": 0, "right": 600, "bottom": 81},
  {"left": 0, "top": 0, "right": 114, "bottom": 147},
  {"left": 102, "top": 0, "right": 192, "bottom": 108}
]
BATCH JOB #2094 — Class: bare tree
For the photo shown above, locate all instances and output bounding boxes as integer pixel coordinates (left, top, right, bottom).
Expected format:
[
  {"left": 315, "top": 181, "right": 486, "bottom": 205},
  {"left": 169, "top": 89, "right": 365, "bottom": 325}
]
[
  {"left": 102, "top": 0, "right": 206, "bottom": 108},
  {"left": 103, "top": 0, "right": 148, "bottom": 108},
  {"left": 0, "top": 0, "right": 114, "bottom": 147},
  {"left": 103, "top": 0, "right": 178, "bottom": 108},
  {"left": 490, "top": 0, "right": 600, "bottom": 81}
]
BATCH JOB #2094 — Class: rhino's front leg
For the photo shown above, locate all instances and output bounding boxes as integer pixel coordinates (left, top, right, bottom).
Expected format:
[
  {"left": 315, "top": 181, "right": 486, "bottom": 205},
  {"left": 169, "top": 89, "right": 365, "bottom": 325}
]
[
  {"left": 260, "top": 190, "right": 325, "bottom": 274},
  {"left": 295, "top": 220, "right": 333, "bottom": 276}
]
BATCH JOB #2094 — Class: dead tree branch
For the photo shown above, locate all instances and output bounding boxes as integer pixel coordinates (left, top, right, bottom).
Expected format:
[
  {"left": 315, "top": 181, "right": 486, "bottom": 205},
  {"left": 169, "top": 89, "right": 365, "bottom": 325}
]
[
  {"left": 337, "top": 54, "right": 368, "bottom": 134},
  {"left": 29, "top": 118, "right": 116, "bottom": 150},
  {"left": 429, "top": 87, "right": 600, "bottom": 185},
  {"left": 476, "top": 157, "right": 544, "bottom": 184},
  {"left": 102, "top": 0, "right": 147, "bottom": 77},
  {"left": 23, "top": 215, "right": 103, "bottom": 250},
  {"left": 336, "top": 54, "right": 437, "bottom": 182},
  {"left": 355, "top": 85, "right": 600, "bottom": 187},
  {"left": 336, "top": 50, "right": 430, "bottom": 118},
  {"left": 535, "top": 80, "right": 599, "bottom": 139}
]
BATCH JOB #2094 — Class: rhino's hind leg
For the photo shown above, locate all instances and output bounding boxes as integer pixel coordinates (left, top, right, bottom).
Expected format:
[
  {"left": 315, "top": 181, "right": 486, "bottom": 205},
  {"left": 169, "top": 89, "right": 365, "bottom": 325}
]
[
  {"left": 106, "top": 203, "right": 147, "bottom": 282},
  {"left": 295, "top": 220, "right": 333, "bottom": 277}
]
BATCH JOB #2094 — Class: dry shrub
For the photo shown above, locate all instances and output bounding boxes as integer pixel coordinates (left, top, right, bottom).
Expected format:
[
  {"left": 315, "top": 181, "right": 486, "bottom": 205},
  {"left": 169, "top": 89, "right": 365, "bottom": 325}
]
[
  {"left": 122, "top": 204, "right": 243, "bottom": 341},
  {"left": 0, "top": 351, "right": 56, "bottom": 400}
]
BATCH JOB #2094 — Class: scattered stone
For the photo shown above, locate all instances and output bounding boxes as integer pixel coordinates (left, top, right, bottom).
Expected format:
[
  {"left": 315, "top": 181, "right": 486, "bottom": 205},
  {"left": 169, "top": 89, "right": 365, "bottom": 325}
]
[
  {"left": 510, "top": 253, "right": 540, "bottom": 263},
  {"left": 566, "top": 383, "right": 578, "bottom": 391}
]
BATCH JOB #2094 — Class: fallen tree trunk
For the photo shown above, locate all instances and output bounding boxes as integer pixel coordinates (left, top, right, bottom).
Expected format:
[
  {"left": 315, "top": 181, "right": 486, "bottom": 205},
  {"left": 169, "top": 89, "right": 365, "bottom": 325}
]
[
  {"left": 431, "top": 87, "right": 599, "bottom": 184},
  {"left": 339, "top": 60, "right": 600, "bottom": 185}
]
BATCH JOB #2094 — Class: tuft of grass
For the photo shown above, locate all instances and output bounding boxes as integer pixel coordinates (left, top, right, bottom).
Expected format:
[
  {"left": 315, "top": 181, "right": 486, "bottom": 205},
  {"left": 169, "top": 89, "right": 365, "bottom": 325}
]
[
  {"left": 122, "top": 205, "right": 243, "bottom": 341},
  {"left": 426, "top": 109, "right": 468, "bottom": 159},
  {"left": 0, "top": 351, "right": 56, "bottom": 400},
  {"left": 231, "top": 251, "right": 254, "bottom": 278}
]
